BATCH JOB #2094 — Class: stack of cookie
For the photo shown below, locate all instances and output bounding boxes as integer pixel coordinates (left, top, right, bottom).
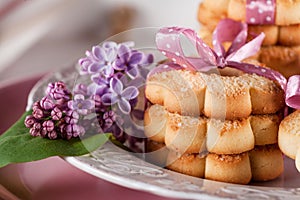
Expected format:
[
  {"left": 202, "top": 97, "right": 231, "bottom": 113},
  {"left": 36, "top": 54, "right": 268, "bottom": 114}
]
[
  {"left": 144, "top": 68, "right": 285, "bottom": 184},
  {"left": 197, "top": 0, "right": 300, "bottom": 77}
]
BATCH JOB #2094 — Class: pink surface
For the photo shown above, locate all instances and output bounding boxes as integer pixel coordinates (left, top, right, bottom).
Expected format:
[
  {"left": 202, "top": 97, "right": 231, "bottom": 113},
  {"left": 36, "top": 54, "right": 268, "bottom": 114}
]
[{"left": 0, "top": 75, "right": 177, "bottom": 200}]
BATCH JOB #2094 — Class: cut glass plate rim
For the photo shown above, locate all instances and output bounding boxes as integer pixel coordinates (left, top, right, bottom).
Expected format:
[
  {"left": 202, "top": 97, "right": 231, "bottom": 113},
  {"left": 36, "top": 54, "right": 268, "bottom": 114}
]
[{"left": 65, "top": 142, "right": 300, "bottom": 200}]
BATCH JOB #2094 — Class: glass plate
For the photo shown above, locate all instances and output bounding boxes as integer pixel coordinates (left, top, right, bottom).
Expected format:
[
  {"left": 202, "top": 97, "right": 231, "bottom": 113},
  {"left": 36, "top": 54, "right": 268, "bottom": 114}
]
[
  {"left": 26, "top": 31, "right": 300, "bottom": 199},
  {"left": 28, "top": 67, "right": 300, "bottom": 200}
]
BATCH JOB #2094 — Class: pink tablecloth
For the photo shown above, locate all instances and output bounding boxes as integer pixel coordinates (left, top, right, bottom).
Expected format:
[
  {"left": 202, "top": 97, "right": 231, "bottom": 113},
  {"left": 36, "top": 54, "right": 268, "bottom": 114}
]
[{"left": 0, "top": 75, "right": 177, "bottom": 200}]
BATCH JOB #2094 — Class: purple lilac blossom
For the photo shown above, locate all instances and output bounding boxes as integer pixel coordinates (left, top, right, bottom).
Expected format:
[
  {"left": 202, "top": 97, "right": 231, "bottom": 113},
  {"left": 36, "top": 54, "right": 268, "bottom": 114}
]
[
  {"left": 26, "top": 41, "right": 153, "bottom": 148},
  {"left": 51, "top": 106, "right": 63, "bottom": 120},
  {"left": 46, "top": 81, "right": 70, "bottom": 100},
  {"left": 24, "top": 115, "right": 36, "bottom": 128},
  {"left": 87, "top": 82, "right": 110, "bottom": 97},
  {"left": 102, "top": 110, "right": 116, "bottom": 131},
  {"left": 42, "top": 120, "right": 54, "bottom": 132},
  {"left": 114, "top": 44, "right": 143, "bottom": 79},
  {"left": 64, "top": 110, "right": 80, "bottom": 124},
  {"left": 102, "top": 77, "right": 139, "bottom": 114},
  {"left": 61, "top": 124, "right": 85, "bottom": 139},
  {"left": 39, "top": 97, "right": 54, "bottom": 110},
  {"left": 91, "top": 94, "right": 107, "bottom": 113},
  {"left": 138, "top": 53, "right": 154, "bottom": 79},
  {"left": 67, "top": 94, "right": 95, "bottom": 115},
  {"left": 32, "top": 108, "right": 44, "bottom": 119},
  {"left": 48, "top": 131, "right": 58, "bottom": 140},
  {"left": 73, "top": 83, "right": 88, "bottom": 95},
  {"left": 78, "top": 45, "right": 116, "bottom": 79},
  {"left": 25, "top": 81, "right": 92, "bottom": 140},
  {"left": 30, "top": 123, "right": 42, "bottom": 137},
  {"left": 76, "top": 41, "right": 153, "bottom": 151}
]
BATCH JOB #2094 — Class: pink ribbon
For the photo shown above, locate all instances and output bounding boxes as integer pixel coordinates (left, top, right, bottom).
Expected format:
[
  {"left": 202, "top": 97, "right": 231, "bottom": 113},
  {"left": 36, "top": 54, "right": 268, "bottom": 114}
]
[
  {"left": 154, "top": 19, "right": 300, "bottom": 110},
  {"left": 246, "top": 0, "right": 276, "bottom": 25}
]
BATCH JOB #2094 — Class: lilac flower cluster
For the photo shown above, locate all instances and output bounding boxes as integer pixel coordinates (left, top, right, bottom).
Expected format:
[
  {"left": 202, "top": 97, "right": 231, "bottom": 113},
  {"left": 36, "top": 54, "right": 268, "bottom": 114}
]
[
  {"left": 25, "top": 41, "right": 153, "bottom": 150},
  {"left": 25, "top": 82, "right": 94, "bottom": 140},
  {"left": 77, "top": 42, "right": 153, "bottom": 148},
  {"left": 79, "top": 41, "right": 153, "bottom": 114}
]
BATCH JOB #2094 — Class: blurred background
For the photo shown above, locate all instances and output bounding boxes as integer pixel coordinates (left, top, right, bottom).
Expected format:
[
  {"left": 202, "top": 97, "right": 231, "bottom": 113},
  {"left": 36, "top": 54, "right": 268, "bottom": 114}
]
[
  {"left": 0, "top": 2, "right": 200, "bottom": 198},
  {"left": 0, "top": 0, "right": 200, "bottom": 85}
]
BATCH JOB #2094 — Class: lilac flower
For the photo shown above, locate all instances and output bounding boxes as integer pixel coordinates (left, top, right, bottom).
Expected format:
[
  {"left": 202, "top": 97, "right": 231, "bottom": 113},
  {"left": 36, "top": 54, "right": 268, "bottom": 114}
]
[
  {"left": 92, "top": 94, "right": 107, "bottom": 113},
  {"left": 64, "top": 110, "right": 80, "bottom": 124},
  {"left": 46, "top": 81, "right": 71, "bottom": 101},
  {"left": 42, "top": 120, "right": 54, "bottom": 132},
  {"left": 48, "top": 131, "right": 58, "bottom": 140},
  {"left": 79, "top": 45, "right": 116, "bottom": 77},
  {"left": 61, "top": 124, "right": 85, "bottom": 140},
  {"left": 32, "top": 108, "right": 44, "bottom": 119},
  {"left": 30, "top": 128, "right": 40, "bottom": 137},
  {"left": 141, "top": 53, "right": 154, "bottom": 66},
  {"left": 68, "top": 94, "right": 95, "bottom": 115},
  {"left": 91, "top": 73, "right": 110, "bottom": 87},
  {"left": 39, "top": 121, "right": 55, "bottom": 138},
  {"left": 25, "top": 40, "right": 154, "bottom": 146},
  {"left": 102, "top": 110, "right": 116, "bottom": 131},
  {"left": 87, "top": 82, "right": 110, "bottom": 97},
  {"left": 114, "top": 44, "right": 143, "bottom": 79},
  {"left": 92, "top": 94, "right": 102, "bottom": 107},
  {"left": 51, "top": 106, "right": 62, "bottom": 120},
  {"left": 25, "top": 80, "right": 91, "bottom": 140},
  {"left": 138, "top": 53, "right": 154, "bottom": 79},
  {"left": 30, "top": 123, "right": 42, "bottom": 137},
  {"left": 24, "top": 115, "right": 36, "bottom": 128},
  {"left": 73, "top": 83, "right": 88, "bottom": 95},
  {"left": 102, "top": 77, "right": 139, "bottom": 114},
  {"left": 32, "top": 102, "right": 41, "bottom": 111},
  {"left": 112, "top": 73, "right": 142, "bottom": 108},
  {"left": 39, "top": 97, "right": 54, "bottom": 110},
  {"left": 55, "top": 98, "right": 69, "bottom": 111}
]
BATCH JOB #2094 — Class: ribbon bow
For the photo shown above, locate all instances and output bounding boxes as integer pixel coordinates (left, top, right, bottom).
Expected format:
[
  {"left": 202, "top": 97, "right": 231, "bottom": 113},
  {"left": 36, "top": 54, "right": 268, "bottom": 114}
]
[{"left": 154, "top": 19, "right": 300, "bottom": 110}]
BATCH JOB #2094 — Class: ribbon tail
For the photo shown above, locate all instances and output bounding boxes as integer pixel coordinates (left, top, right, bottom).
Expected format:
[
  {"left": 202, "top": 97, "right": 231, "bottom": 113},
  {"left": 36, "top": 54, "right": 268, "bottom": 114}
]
[
  {"left": 285, "top": 75, "right": 300, "bottom": 110},
  {"left": 227, "top": 61, "right": 287, "bottom": 90}
]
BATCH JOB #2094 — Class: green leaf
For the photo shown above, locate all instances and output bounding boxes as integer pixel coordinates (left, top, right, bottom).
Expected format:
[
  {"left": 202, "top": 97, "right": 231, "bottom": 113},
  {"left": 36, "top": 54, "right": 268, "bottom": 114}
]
[{"left": 0, "top": 112, "right": 109, "bottom": 168}]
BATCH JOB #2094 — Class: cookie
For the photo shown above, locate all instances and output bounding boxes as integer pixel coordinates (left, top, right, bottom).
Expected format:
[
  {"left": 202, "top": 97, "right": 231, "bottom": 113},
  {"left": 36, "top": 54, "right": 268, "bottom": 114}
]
[
  {"left": 249, "top": 144, "right": 284, "bottom": 181},
  {"left": 278, "top": 110, "right": 300, "bottom": 172},
  {"left": 167, "top": 151, "right": 206, "bottom": 178},
  {"left": 248, "top": 25, "right": 278, "bottom": 46},
  {"left": 144, "top": 103, "right": 168, "bottom": 143},
  {"left": 205, "top": 152, "right": 252, "bottom": 184},
  {"left": 145, "top": 69, "right": 284, "bottom": 119},
  {"left": 165, "top": 144, "right": 283, "bottom": 184},
  {"left": 278, "top": 24, "right": 300, "bottom": 46},
  {"left": 197, "top": 1, "right": 226, "bottom": 31},
  {"left": 257, "top": 45, "right": 300, "bottom": 78},
  {"left": 145, "top": 104, "right": 281, "bottom": 154}
]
